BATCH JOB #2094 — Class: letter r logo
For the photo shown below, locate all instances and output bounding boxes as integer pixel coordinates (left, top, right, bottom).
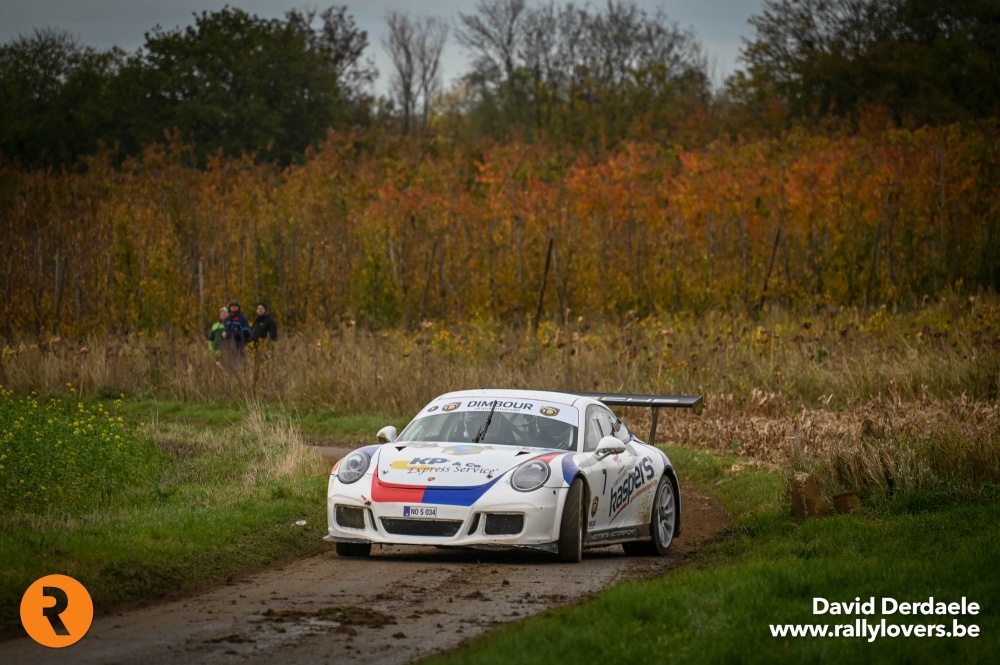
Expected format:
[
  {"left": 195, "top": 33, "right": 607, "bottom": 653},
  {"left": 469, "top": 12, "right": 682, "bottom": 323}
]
[
  {"left": 20, "top": 575, "right": 93, "bottom": 648},
  {"left": 41, "top": 586, "right": 70, "bottom": 635}
]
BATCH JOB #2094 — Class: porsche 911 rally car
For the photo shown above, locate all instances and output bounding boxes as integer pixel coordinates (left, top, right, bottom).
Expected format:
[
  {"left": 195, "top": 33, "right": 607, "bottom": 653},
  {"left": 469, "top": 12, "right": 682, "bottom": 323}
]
[{"left": 325, "top": 389, "right": 703, "bottom": 562}]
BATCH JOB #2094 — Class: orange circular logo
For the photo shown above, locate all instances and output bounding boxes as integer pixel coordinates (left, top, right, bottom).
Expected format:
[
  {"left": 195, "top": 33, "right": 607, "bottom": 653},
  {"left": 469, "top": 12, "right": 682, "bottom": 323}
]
[{"left": 20, "top": 574, "right": 93, "bottom": 648}]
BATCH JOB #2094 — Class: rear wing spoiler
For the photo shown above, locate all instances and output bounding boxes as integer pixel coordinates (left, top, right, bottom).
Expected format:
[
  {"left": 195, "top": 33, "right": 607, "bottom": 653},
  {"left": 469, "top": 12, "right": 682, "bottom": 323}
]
[{"left": 575, "top": 392, "right": 703, "bottom": 445}]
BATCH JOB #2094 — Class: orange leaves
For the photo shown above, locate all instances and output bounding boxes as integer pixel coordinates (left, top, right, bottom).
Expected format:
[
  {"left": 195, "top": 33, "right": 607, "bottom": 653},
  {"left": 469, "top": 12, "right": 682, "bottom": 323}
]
[{"left": 1, "top": 122, "right": 998, "bottom": 338}]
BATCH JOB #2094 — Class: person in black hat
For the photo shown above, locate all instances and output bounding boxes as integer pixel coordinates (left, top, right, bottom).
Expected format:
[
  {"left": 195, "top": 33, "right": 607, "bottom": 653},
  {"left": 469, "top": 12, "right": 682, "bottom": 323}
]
[
  {"left": 221, "top": 299, "right": 252, "bottom": 357},
  {"left": 251, "top": 301, "right": 278, "bottom": 345}
]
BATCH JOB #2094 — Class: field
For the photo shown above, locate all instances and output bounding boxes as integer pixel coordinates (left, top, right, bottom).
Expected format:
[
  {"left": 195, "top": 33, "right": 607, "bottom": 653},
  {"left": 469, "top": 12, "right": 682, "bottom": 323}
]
[
  {"left": 3, "top": 292, "right": 997, "bottom": 505},
  {"left": 1, "top": 295, "right": 998, "bottom": 660}
]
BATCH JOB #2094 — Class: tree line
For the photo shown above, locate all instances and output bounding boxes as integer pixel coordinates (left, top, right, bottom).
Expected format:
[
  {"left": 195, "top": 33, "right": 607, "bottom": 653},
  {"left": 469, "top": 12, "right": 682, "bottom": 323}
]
[
  {"left": 729, "top": 0, "right": 1000, "bottom": 129},
  {"left": 2, "top": 1, "right": 998, "bottom": 169},
  {"left": 2, "top": 123, "right": 997, "bottom": 339},
  {"left": 0, "top": 6, "right": 375, "bottom": 167}
]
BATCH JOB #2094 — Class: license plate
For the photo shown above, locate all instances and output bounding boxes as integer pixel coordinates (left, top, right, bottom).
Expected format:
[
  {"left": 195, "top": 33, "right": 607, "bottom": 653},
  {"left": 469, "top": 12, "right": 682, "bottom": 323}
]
[{"left": 403, "top": 506, "right": 437, "bottom": 518}]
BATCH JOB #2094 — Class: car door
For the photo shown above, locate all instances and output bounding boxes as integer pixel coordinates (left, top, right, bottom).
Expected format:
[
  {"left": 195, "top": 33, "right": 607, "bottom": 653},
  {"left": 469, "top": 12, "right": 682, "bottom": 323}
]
[
  {"left": 579, "top": 405, "right": 637, "bottom": 536},
  {"left": 612, "top": 408, "right": 659, "bottom": 529},
  {"left": 599, "top": 405, "right": 658, "bottom": 529}
]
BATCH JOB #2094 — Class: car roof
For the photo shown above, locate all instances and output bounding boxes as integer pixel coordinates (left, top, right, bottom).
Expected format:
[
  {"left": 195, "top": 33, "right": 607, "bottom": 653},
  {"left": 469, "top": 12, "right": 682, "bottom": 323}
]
[{"left": 431, "top": 388, "right": 597, "bottom": 409}]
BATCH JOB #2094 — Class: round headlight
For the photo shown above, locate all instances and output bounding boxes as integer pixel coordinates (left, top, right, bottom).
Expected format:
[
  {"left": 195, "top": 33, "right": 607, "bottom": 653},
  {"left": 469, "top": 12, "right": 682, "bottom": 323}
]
[
  {"left": 511, "top": 459, "right": 551, "bottom": 492},
  {"left": 337, "top": 450, "right": 371, "bottom": 484}
]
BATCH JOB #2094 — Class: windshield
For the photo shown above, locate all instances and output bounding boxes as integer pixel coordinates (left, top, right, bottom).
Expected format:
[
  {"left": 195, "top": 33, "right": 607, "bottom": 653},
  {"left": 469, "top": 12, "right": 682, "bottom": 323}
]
[{"left": 399, "top": 399, "right": 579, "bottom": 451}]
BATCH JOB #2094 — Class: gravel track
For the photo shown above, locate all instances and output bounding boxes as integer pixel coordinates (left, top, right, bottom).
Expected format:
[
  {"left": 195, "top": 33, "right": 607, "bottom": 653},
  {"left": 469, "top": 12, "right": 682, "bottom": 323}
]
[{"left": 2, "top": 450, "right": 728, "bottom": 665}]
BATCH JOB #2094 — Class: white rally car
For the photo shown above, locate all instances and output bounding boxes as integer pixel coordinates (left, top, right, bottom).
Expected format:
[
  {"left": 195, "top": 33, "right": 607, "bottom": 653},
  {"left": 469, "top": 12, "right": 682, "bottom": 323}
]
[{"left": 325, "top": 389, "right": 703, "bottom": 562}]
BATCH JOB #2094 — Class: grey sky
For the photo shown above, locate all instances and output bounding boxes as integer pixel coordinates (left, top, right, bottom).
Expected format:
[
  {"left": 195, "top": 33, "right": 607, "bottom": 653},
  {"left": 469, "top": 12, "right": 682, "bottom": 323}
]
[{"left": 0, "top": 1, "right": 763, "bottom": 90}]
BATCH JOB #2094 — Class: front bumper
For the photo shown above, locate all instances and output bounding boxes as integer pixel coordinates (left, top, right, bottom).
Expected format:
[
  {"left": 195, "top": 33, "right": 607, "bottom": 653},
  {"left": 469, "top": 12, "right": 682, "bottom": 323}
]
[{"left": 327, "top": 478, "right": 568, "bottom": 553}]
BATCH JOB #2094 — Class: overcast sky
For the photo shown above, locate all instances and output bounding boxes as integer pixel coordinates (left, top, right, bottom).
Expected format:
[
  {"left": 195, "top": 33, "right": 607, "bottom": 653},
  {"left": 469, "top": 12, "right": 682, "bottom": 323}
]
[{"left": 0, "top": 1, "right": 763, "bottom": 90}]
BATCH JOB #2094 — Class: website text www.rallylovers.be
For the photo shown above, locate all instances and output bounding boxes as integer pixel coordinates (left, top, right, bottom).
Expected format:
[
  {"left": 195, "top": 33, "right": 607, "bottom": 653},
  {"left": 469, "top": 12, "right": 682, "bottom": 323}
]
[{"left": 768, "top": 597, "right": 981, "bottom": 642}]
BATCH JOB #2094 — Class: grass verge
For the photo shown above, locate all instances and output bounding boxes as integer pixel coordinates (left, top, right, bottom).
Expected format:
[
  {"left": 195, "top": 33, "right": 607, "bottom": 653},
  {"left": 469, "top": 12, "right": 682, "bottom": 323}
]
[
  {"left": 422, "top": 445, "right": 998, "bottom": 665},
  {"left": 117, "top": 397, "right": 407, "bottom": 444},
  {"left": 0, "top": 399, "right": 332, "bottom": 638}
]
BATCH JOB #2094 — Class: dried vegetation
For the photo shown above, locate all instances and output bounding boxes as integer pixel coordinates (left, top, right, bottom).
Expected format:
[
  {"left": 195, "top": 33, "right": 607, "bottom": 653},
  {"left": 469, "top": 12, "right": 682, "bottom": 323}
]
[{"left": 2, "top": 293, "right": 997, "bottom": 510}]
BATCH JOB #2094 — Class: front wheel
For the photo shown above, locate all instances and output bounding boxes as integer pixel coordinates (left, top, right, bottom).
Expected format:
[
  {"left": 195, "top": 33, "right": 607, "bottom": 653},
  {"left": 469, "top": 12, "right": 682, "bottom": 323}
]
[
  {"left": 623, "top": 475, "right": 677, "bottom": 556},
  {"left": 335, "top": 541, "right": 372, "bottom": 557},
  {"left": 557, "top": 478, "right": 584, "bottom": 563}
]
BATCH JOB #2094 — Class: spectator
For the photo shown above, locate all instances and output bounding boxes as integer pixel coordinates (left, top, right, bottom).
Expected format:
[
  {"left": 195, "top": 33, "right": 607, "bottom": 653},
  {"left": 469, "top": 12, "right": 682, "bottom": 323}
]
[
  {"left": 251, "top": 301, "right": 278, "bottom": 344},
  {"left": 222, "top": 299, "right": 252, "bottom": 357},
  {"left": 207, "top": 307, "right": 229, "bottom": 354}
]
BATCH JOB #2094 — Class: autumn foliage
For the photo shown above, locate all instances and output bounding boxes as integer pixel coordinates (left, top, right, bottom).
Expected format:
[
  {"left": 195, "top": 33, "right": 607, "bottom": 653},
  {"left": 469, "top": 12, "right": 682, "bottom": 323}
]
[{"left": 2, "top": 121, "right": 998, "bottom": 339}]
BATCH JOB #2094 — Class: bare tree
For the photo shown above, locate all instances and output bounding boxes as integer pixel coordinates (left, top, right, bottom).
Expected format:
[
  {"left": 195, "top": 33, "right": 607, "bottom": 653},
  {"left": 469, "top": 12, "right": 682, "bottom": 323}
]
[
  {"left": 384, "top": 11, "right": 418, "bottom": 134},
  {"left": 576, "top": 2, "right": 705, "bottom": 91},
  {"left": 455, "top": 0, "right": 527, "bottom": 92},
  {"left": 449, "top": 0, "right": 708, "bottom": 142},
  {"left": 415, "top": 17, "right": 448, "bottom": 131}
]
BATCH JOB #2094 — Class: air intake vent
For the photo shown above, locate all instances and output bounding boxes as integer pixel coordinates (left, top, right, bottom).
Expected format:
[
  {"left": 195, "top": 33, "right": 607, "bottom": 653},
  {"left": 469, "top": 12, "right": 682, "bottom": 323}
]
[
  {"left": 484, "top": 513, "right": 525, "bottom": 535},
  {"left": 335, "top": 505, "right": 366, "bottom": 530},
  {"left": 380, "top": 518, "right": 463, "bottom": 537},
  {"left": 467, "top": 513, "right": 481, "bottom": 535}
]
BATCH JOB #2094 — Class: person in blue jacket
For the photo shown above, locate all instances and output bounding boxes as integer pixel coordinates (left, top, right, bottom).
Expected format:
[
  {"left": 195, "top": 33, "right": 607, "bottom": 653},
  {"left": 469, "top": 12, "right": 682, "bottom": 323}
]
[{"left": 221, "top": 299, "right": 252, "bottom": 357}]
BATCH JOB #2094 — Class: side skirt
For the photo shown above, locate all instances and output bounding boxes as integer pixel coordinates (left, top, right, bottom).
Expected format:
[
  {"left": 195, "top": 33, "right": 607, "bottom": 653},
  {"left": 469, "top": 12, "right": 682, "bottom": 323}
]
[{"left": 584, "top": 524, "right": 650, "bottom": 547}]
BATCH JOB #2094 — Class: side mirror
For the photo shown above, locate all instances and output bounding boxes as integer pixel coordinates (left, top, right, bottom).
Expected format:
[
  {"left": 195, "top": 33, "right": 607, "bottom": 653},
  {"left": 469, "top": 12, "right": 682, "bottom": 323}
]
[
  {"left": 377, "top": 425, "right": 398, "bottom": 444},
  {"left": 594, "top": 435, "right": 626, "bottom": 460}
]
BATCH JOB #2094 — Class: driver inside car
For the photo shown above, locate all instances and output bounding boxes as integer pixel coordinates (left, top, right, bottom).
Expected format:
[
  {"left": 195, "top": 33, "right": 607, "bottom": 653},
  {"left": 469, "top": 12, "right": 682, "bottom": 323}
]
[
  {"left": 534, "top": 416, "right": 575, "bottom": 450},
  {"left": 458, "top": 411, "right": 519, "bottom": 445}
]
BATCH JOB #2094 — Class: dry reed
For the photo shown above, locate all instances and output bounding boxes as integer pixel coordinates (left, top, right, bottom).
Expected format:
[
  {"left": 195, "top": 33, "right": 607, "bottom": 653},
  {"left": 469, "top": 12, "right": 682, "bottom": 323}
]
[{"left": 2, "top": 296, "right": 997, "bottom": 507}]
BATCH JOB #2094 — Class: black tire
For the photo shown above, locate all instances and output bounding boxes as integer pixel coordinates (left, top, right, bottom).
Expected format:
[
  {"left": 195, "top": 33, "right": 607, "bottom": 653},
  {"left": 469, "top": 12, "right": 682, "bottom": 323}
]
[
  {"left": 623, "top": 475, "right": 677, "bottom": 557},
  {"left": 557, "top": 477, "right": 584, "bottom": 563},
  {"left": 335, "top": 541, "right": 372, "bottom": 557}
]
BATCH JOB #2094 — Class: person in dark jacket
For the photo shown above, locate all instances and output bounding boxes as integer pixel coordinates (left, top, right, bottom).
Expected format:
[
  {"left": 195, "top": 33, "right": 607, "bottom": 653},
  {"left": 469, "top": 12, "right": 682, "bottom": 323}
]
[
  {"left": 221, "top": 299, "right": 252, "bottom": 356},
  {"left": 251, "top": 301, "right": 278, "bottom": 344}
]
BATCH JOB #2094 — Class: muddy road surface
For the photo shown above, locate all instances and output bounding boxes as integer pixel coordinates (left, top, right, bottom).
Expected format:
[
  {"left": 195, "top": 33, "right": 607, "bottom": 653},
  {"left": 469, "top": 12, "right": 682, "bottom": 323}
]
[{"left": 3, "top": 486, "right": 726, "bottom": 665}]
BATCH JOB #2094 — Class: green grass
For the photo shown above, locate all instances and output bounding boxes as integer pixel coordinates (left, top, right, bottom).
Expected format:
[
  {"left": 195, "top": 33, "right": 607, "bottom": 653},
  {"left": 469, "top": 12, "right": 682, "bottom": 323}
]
[
  {"left": 663, "top": 445, "right": 787, "bottom": 521},
  {"left": 118, "top": 398, "right": 245, "bottom": 426},
  {"left": 291, "top": 410, "right": 409, "bottom": 443},
  {"left": 0, "top": 399, "right": 332, "bottom": 637},
  {"left": 117, "top": 397, "right": 408, "bottom": 444},
  {"left": 422, "top": 447, "right": 999, "bottom": 665},
  {"left": 0, "top": 481, "right": 326, "bottom": 613}
]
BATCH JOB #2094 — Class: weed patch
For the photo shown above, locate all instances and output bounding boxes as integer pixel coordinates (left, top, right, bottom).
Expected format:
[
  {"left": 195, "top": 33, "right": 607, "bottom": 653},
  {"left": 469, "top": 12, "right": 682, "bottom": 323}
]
[{"left": 0, "top": 386, "right": 162, "bottom": 514}]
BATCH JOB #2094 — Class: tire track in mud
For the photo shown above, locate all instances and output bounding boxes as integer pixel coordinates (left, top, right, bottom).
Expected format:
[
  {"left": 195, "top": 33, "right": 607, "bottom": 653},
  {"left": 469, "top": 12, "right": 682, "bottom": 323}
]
[{"left": 1, "top": 479, "right": 727, "bottom": 665}]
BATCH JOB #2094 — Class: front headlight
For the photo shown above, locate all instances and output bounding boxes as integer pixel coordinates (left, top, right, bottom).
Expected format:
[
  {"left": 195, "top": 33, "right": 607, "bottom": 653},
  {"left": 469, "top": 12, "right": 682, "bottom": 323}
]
[
  {"left": 337, "top": 450, "right": 371, "bottom": 484},
  {"left": 511, "top": 459, "right": 551, "bottom": 492}
]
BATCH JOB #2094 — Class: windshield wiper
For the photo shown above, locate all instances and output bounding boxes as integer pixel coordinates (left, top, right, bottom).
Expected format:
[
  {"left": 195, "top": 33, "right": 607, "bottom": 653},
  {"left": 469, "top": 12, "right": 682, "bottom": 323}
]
[{"left": 473, "top": 400, "right": 498, "bottom": 443}]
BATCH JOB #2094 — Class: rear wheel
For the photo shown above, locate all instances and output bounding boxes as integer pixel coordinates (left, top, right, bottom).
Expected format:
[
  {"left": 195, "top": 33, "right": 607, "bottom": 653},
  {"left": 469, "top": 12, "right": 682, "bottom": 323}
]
[
  {"left": 557, "top": 478, "right": 585, "bottom": 563},
  {"left": 335, "top": 541, "right": 372, "bottom": 557},
  {"left": 623, "top": 475, "right": 677, "bottom": 556}
]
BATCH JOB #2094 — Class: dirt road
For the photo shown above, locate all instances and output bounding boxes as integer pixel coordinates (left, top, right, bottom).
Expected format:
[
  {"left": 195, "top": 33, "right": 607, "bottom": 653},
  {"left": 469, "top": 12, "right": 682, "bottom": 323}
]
[{"left": 2, "top": 473, "right": 727, "bottom": 665}]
